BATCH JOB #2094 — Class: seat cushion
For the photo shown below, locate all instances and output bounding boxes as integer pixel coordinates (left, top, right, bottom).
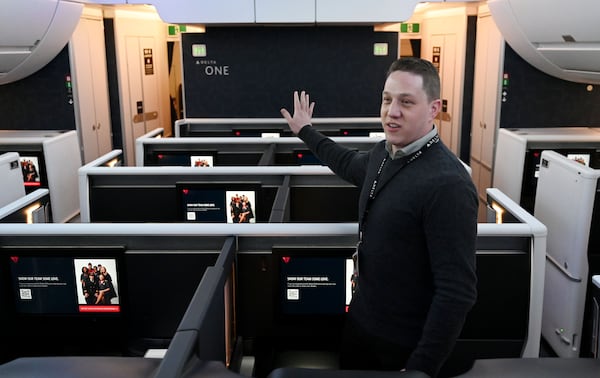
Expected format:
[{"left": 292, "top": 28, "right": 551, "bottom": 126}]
[
  {"left": 456, "top": 358, "right": 600, "bottom": 378},
  {"left": 0, "top": 356, "right": 162, "bottom": 378}
]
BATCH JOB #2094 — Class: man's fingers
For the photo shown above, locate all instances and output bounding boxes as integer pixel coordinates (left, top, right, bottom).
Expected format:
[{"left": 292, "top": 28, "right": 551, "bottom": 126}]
[
  {"left": 280, "top": 108, "right": 291, "bottom": 122},
  {"left": 293, "top": 91, "right": 300, "bottom": 109},
  {"left": 283, "top": 90, "right": 314, "bottom": 119}
]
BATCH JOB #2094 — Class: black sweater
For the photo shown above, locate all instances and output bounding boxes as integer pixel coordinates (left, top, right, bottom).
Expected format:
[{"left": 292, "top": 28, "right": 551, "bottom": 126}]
[{"left": 298, "top": 126, "right": 478, "bottom": 377}]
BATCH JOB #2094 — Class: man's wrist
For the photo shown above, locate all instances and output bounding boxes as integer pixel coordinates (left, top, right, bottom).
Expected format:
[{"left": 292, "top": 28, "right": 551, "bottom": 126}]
[{"left": 296, "top": 124, "right": 311, "bottom": 136}]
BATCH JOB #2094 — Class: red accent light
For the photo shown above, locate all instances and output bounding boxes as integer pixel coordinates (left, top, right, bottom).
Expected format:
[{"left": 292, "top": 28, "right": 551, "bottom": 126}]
[
  {"left": 282, "top": 256, "right": 291, "bottom": 264},
  {"left": 79, "top": 305, "right": 120, "bottom": 313},
  {"left": 297, "top": 153, "right": 303, "bottom": 159},
  {"left": 10, "top": 256, "right": 18, "bottom": 263},
  {"left": 343, "top": 130, "right": 349, "bottom": 135},
  {"left": 235, "top": 131, "right": 241, "bottom": 136},
  {"left": 533, "top": 152, "right": 540, "bottom": 158},
  {"left": 24, "top": 182, "right": 41, "bottom": 187},
  {"left": 157, "top": 154, "right": 164, "bottom": 159},
  {"left": 182, "top": 189, "right": 189, "bottom": 195}
]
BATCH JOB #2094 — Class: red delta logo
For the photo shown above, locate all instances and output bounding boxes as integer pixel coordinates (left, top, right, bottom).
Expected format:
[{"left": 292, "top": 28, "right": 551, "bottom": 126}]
[
  {"left": 282, "top": 256, "right": 291, "bottom": 264},
  {"left": 10, "top": 256, "right": 19, "bottom": 263}
]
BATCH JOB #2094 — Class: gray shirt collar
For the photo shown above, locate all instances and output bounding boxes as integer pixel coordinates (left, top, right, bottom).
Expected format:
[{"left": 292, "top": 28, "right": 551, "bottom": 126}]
[{"left": 385, "top": 126, "right": 438, "bottom": 159}]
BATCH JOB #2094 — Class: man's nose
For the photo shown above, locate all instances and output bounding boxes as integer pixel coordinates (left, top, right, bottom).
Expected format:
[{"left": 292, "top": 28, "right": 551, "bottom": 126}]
[{"left": 388, "top": 100, "right": 402, "bottom": 117}]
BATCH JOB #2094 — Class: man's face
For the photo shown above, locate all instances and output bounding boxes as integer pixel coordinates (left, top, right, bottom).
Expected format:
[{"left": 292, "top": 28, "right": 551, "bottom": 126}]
[{"left": 380, "top": 70, "right": 440, "bottom": 153}]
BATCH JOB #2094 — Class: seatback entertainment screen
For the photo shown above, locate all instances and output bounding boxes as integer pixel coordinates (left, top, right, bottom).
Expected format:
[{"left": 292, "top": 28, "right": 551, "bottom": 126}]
[
  {"left": 5, "top": 248, "right": 124, "bottom": 315},
  {"left": 272, "top": 246, "right": 355, "bottom": 318},
  {"left": 177, "top": 182, "right": 260, "bottom": 223},
  {"left": 147, "top": 150, "right": 216, "bottom": 167},
  {"left": 18, "top": 153, "right": 47, "bottom": 192}
]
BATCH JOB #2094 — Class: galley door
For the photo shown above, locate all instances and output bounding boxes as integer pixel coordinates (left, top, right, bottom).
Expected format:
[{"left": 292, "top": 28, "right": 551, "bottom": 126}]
[
  {"left": 124, "top": 36, "right": 161, "bottom": 165},
  {"left": 428, "top": 34, "right": 459, "bottom": 155}
]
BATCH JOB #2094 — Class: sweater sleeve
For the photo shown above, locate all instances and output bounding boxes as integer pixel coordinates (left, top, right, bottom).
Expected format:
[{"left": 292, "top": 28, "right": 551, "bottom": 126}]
[{"left": 297, "top": 125, "right": 370, "bottom": 187}]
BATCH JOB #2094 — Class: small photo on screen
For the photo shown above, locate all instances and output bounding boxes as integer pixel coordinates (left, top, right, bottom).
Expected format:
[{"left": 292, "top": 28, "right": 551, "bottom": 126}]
[
  {"left": 345, "top": 258, "right": 354, "bottom": 306},
  {"left": 20, "top": 156, "right": 41, "bottom": 185},
  {"left": 261, "top": 132, "right": 281, "bottom": 138},
  {"left": 567, "top": 153, "right": 590, "bottom": 167},
  {"left": 190, "top": 155, "right": 214, "bottom": 167},
  {"left": 226, "top": 190, "right": 256, "bottom": 224},
  {"left": 74, "top": 259, "right": 120, "bottom": 313}
]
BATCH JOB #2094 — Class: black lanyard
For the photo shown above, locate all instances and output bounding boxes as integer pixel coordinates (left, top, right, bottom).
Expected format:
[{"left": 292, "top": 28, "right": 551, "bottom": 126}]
[
  {"left": 359, "top": 134, "right": 440, "bottom": 241},
  {"left": 368, "top": 155, "right": 388, "bottom": 199}
]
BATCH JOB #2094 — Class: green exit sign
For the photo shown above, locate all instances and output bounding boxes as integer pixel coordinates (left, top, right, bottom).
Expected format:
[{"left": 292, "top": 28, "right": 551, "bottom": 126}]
[
  {"left": 400, "top": 23, "right": 420, "bottom": 33},
  {"left": 168, "top": 24, "right": 188, "bottom": 36},
  {"left": 192, "top": 44, "right": 207, "bottom": 57},
  {"left": 373, "top": 43, "right": 389, "bottom": 56}
]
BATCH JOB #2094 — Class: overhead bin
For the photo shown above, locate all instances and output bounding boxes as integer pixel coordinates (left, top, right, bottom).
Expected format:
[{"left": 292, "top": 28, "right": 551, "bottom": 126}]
[
  {"left": 0, "top": 0, "right": 83, "bottom": 85},
  {"left": 124, "top": 0, "right": 421, "bottom": 24},
  {"left": 489, "top": 0, "right": 600, "bottom": 84}
]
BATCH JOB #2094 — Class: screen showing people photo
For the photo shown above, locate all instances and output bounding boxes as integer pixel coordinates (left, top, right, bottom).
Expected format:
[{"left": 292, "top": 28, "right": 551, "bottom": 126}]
[
  {"left": 190, "top": 155, "right": 214, "bottom": 167},
  {"left": 8, "top": 255, "right": 121, "bottom": 315},
  {"left": 261, "top": 132, "right": 281, "bottom": 138},
  {"left": 177, "top": 183, "right": 258, "bottom": 223},
  {"left": 19, "top": 156, "right": 42, "bottom": 187}
]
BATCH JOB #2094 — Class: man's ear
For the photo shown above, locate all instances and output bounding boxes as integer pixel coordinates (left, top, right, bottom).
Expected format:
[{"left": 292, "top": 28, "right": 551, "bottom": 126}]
[{"left": 430, "top": 99, "right": 442, "bottom": 120}]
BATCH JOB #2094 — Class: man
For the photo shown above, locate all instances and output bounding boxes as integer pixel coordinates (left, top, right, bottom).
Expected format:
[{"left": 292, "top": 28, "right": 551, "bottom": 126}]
[
  {"left": 280, "top": 57, "right": 478, "bottom": 377},
  {"left": 82, "top": 272, "right": 98, "bottom": 305}
]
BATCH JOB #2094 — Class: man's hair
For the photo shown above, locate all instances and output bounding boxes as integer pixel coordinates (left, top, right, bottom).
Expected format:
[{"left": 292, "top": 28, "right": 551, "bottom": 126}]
[{"left": 386, "top": 57, "right": 441, "bottom": 102}]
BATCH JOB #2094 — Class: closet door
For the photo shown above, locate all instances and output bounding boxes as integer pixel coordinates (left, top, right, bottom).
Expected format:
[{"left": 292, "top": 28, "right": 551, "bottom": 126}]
[
  {"left": 70, "top": 12, "right": 112, "bottom": 164},
  {"left": 470, "top": 8, "right": 504, "bottom": 220}
]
